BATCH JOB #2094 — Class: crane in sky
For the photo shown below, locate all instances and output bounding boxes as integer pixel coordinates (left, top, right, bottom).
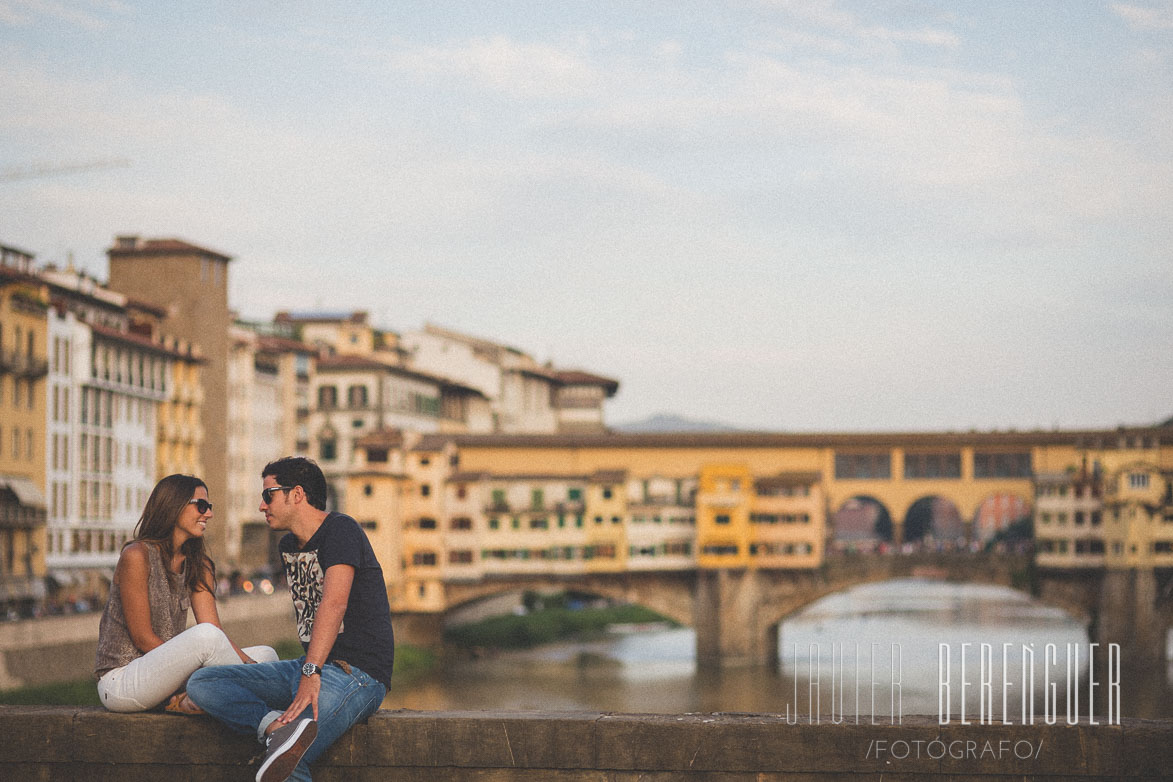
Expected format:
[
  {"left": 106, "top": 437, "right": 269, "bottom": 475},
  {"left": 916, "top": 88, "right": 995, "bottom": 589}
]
[{"left": 0, "top": 157, "right": 131, "bottom": 183}]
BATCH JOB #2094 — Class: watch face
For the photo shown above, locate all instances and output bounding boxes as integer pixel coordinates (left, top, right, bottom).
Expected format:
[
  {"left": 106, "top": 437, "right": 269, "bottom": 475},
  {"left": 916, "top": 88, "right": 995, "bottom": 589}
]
[{"left": 302, "top": 663, "right": 318, "bottom": 676}]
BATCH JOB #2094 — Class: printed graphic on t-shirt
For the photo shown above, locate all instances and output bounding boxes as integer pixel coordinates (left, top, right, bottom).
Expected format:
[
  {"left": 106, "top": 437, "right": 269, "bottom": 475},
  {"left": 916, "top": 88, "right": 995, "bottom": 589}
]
[{"left": 283, "top": 549, "right": 344, "bottom": 642}]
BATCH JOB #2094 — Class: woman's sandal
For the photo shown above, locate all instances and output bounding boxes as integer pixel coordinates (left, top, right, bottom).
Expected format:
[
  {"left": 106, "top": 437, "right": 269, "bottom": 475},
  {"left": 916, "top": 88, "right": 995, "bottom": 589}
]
[{"left": 163, "top": 692, "right": 205, "bottom": 715}]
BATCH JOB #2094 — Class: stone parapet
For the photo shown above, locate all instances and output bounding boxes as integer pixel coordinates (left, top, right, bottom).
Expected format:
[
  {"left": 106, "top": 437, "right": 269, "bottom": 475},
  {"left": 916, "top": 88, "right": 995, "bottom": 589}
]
[
  {"left": 1, "top": 707, "right": 1170, "bottom": 780},
  {"left": 0, "top": 592, "right": 295, "bottom": 689}
]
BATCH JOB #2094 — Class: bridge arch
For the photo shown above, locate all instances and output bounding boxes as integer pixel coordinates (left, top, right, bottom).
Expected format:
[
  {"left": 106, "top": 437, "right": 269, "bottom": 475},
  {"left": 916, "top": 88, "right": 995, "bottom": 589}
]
[
  {"left": 902, "top": 495, "right": 965, "bottom": 545},
  {"left": 973, "top": 491, "right": 1032, "bottom": 543},
  {"left": 753, "top": 559, "right": 1092, "bottom": 654},
  {"left": 830, "top": 495, "right": 894, "bottom": 551},
  {"left": 440, "top": 573, "right": 696, "bottom": 628}
]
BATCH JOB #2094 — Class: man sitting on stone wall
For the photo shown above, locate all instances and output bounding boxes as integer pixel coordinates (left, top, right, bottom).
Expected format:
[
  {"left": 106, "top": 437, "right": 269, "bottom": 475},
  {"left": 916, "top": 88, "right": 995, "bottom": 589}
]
[{"left": 188, "top": 456, "right": 395, "bottom": 782}]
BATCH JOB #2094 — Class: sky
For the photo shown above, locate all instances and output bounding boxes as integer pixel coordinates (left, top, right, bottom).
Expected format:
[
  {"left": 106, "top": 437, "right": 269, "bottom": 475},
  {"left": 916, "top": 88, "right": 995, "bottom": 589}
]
[{"left": 1, "top": 1, "right": 1171, "bottom": 432}]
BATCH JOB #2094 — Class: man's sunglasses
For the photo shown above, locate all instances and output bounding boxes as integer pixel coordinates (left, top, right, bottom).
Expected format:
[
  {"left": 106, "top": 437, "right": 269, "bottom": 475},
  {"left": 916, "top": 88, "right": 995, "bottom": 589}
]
[
  {"left": 188, "top": 498, "right": 213, "bottom": 514},
  {"left": 261, "top": 486, "right": 296, "bottom": 504}
]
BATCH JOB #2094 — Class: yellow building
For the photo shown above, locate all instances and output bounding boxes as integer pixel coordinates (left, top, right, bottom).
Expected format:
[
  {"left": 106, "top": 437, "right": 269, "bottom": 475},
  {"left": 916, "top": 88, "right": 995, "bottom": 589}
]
[
  {"left": 156, "top": 337, "right": 204, "bottom": 480},
  {"left": 584, "top": 469, "right": 628, "bottom": 572},
  {"left": 695, "top": 464, "right": 754, "bottom": 569},
  {"left": 345, "top": 429, "right": 411, "bottom": 608},
  {"left": 1033, "top": 433, "right": 1173, "bottom": 570},
  {"left": 0, "top": 245, "right": 49, "bottom": 616}
]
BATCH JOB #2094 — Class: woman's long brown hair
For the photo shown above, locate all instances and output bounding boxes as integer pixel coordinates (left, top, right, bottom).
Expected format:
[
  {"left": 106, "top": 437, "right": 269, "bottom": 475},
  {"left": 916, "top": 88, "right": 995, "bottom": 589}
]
[{"left": 132, "top": 474, "right": 216, "bottom": 594}]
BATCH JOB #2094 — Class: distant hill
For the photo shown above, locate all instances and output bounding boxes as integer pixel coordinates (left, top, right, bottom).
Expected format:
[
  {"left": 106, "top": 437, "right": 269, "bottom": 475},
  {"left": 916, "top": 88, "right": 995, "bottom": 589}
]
[{"left": 614, "top": 413, "right": 741, "bottom": 433}]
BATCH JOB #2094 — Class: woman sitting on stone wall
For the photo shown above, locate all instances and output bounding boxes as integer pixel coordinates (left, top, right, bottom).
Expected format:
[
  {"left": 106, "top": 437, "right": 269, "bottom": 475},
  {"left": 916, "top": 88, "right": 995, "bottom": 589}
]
[{"left": 93, "top": 474, "right": 277, "bottom": 713}]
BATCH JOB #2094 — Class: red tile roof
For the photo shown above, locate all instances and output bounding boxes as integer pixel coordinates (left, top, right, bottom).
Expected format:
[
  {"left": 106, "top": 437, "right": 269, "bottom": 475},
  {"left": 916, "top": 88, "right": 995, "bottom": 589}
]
[
  {"left": 89, "top": 322, "right": 202, "bottom": 360},
  {"left": 554, "top": 370, "right": 620, "bottom": 395},
  {"left": 106, "top": 238, "right": 232, "bottom": 262},
  {"left": 257, "top": 335, "right": 315, "bottom": 354}
]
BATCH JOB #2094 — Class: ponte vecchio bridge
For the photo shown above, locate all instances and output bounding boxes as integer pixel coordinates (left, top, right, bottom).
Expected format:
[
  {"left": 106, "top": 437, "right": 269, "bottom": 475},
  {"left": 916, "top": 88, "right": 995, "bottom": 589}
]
[{"left": 343, "top": 425, "right": 1173, "bottom": 667}]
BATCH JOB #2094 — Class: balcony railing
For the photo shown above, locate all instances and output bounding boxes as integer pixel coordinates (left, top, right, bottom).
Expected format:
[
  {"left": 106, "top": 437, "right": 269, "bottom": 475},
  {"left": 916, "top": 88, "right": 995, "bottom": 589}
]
[{"left": 0, "top": 348, "right": 49, "bottom": 378}]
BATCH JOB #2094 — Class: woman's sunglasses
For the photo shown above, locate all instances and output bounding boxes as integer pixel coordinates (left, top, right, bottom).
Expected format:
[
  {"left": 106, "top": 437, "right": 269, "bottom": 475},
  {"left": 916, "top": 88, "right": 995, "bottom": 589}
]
[{"left": 188, "top": 498, "right": 213, "bottom": 514}]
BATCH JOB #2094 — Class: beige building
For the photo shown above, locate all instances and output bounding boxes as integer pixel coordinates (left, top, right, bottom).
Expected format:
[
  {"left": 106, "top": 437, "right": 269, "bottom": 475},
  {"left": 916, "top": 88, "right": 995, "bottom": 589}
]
[
  {"left": 274, "top": 310, "right": 402, "bottom": 363},
  {"left": 0, "top": 245, "right": 49, "bottom": 616},
  {"left": 106, "top": 237, "right": 233, "bottom": 564},
  {"left": 34, "top": 259, "right": 202, "bottom": 601},
  {"left": 254, "top": 334, "right": 316, "bottom": 457},
  {"left": 401, "top": 323, "right": 618, "bottom": 435},
  {"left": 225, "top": 324, "right": 321, "bottom": 573}
]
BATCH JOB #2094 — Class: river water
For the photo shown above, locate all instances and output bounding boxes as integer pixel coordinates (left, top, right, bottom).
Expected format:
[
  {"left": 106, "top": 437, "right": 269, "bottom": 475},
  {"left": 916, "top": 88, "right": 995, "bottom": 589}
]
[{"left": 385, "top": 579, "right": 1172, "bottom": 719}]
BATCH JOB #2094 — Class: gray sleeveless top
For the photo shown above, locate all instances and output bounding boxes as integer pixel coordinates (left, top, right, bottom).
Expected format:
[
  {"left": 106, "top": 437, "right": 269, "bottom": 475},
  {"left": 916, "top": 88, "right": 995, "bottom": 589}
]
[{"left": 94, "top": 543, "right": 191, "bottom": 678}]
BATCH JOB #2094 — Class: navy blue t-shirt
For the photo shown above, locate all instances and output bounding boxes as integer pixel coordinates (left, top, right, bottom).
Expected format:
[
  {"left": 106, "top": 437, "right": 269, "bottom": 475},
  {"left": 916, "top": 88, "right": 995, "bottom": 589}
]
[{"left": 279, "top": 512, "right": 395, "bottom": 688}]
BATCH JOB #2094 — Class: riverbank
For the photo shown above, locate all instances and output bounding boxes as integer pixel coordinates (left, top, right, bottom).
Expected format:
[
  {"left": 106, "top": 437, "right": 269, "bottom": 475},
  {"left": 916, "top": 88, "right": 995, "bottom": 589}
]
[{"left": 0, "top": 639, "right": 438, "bottom": 706}]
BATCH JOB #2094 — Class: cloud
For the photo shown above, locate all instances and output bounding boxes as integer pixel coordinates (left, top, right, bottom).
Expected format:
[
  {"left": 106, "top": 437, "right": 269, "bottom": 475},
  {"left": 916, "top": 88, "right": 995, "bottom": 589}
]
[
  {"left": 1111, "top": 3, "right": 1173, "bottom": 31},
  {"left": 385, "top": 35, "right": 599, "bottom": 98},
  {"left": 763, "top": 0, "right": 960, "bottom": 49},
  {"left": 0, "top": 0, "right": 129, "bottom": 30}
]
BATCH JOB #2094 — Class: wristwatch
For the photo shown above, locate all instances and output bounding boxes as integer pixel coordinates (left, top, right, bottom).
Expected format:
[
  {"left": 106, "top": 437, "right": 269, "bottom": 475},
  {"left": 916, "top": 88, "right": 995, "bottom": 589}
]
[{"left": 301, "top": 662, "right": 322, "bottom": 677}]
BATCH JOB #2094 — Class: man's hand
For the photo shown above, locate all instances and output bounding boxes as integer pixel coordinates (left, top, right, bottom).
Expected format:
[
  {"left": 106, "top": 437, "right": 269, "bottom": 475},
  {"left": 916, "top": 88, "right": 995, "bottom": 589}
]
[{"left": 279, "top": 672, "right": 322, "bottom": 723}]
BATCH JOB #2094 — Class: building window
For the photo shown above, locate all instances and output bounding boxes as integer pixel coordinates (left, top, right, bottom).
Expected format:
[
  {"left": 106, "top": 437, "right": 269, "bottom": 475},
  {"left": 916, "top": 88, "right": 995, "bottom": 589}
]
[
  {"left": 834, "top": 452, "right": 892, "bottom": 480},
  {"left": 568, "top": 488, "right": 582, "bottom": 502},
  {"left": 363, "top": 484, "right": 373, "bottom": 496},
  {"left": 531, "top": 489, "right": 544, "bottom": 509},
  {"left": 903, "top": 452, "right": 961, "bottom": 479},
  {"left": 602, "top": 487, "right": 613, "bottom": 500},
  {"left": 347, "top": 385, "right": 368, "bottom": 408},
  {"left": 319, "top": 438, "right": 337, "bottom": 461},
  {"left": 411, "top": 551, "right": 437, "bottom": 566},
  {"left": 715, "top": 514, "right": 731, "bottom": 525},
  {"left": 1076, "top": 539, "right": 1105, "bottom": 554},
  {"left": 449, "top": 550, "right": 474, "bottom": 564},
  {"left": 420, "top": 484, "right": 431, "bottom": 497},
  {"left": 417, "top": 517, "right": 437, "bottom": 530},
  {"left": 1128, "top": 473, "right": 1150, "bottom": 490},
  {"left": 451, "top": 517, "right": 473, "bottom": 531},
  {"left": 318, "top": 385, "right": 338, "bottom": 409},
  {"left": 973, "top": 452, "right": 1032, "bottom": 478}
]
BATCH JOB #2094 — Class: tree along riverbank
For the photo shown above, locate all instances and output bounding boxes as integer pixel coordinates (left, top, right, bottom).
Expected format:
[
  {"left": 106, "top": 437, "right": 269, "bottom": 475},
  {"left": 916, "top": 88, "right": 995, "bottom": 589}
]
[{"left": 444, "top": 600, "right": 675, "bottom": 650}]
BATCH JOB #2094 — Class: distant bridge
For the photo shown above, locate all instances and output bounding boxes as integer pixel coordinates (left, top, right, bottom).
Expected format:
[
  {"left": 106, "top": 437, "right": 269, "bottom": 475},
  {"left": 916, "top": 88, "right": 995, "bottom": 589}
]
[{"left": 393, "top": 552, "right": 1172, "bottom": 668}]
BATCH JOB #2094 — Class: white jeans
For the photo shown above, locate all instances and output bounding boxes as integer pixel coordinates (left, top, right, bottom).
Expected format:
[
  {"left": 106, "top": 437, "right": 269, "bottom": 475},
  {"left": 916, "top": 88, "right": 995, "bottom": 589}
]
[{"left": 97, "top": 622, "right": 279, "bottom": 712}]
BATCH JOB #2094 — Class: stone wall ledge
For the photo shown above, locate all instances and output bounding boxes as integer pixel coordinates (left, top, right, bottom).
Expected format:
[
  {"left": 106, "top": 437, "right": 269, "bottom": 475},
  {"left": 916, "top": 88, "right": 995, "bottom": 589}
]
[{"left": 2, "top": 706, "right": 1171, "bottom": 781}]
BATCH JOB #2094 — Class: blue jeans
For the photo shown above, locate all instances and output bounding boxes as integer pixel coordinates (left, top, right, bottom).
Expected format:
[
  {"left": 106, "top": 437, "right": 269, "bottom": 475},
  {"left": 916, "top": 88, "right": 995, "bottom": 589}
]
[{"left": 187, "top": 657, "right": 386, "bottom": 782}]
